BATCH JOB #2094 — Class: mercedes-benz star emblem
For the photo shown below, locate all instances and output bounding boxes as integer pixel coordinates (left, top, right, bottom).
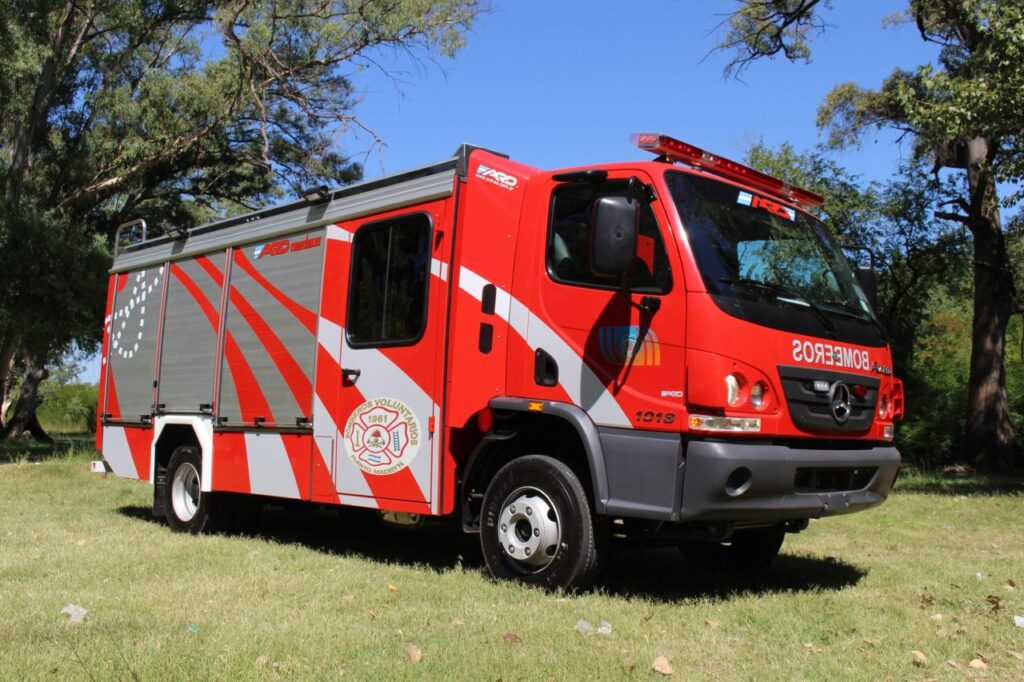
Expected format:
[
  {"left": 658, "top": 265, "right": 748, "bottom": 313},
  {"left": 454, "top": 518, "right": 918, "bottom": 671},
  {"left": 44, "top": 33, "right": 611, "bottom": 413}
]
[{"left": 829, "top": 381, "right": 852, "bottom": 424}]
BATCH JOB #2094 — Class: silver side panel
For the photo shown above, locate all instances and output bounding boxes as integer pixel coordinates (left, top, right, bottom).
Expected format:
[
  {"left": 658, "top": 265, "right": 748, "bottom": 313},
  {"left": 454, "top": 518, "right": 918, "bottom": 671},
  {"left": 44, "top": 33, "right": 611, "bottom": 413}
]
[
  {"left": 107, "top": 267, "right": 165, "bottom": 419},
  {"left": 217, "top": 230, "right": 325, "bottom": 426},
  {"left": 111, "top": 167, "right": 457, "bottom": 273},
  {"left": 157, "top": 256, "right": 224, "bottom": 412}
]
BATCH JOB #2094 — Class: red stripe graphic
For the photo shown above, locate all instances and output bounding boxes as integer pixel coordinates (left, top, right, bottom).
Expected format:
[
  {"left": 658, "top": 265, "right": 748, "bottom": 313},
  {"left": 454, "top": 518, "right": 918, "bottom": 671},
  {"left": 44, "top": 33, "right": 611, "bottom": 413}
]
[
  {"left": 318, "top": 235, "right": 349, "bottom": 326},
  {"left": 212, "top": 432, "right": 251, "bottom": 494},
  {"left": 197, "top": 254, "right": 313, "bottom": 416},
  {"left": 280, "top": 433, "right": 313, "bottom": 501},
  {"left": 124, "top": 426, "right": 153, "bottom": 481},
  {"left": 226, "top": 284, "right": 312, "bottom": 413},
  {"left": 233, "top": 250, "right": 318, "bottom": 334},
  {"left": 105, "top": 365, "right": 122, "bottom": 420},
  {"left": 181, "top": 258, "right": 273, "bottom": 424},
  {"left": 183, "top": 258, "right": 306, "bottom": 497}
]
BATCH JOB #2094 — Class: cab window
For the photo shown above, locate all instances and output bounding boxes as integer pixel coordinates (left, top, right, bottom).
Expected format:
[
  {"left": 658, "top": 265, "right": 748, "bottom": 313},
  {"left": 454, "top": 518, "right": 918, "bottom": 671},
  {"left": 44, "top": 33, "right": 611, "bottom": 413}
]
[
  {"left": 346, "top": 213, "right": 431, "bottom": 346},
  {"left": 547, "top": 181, "right": 672, "bottom": 292}
]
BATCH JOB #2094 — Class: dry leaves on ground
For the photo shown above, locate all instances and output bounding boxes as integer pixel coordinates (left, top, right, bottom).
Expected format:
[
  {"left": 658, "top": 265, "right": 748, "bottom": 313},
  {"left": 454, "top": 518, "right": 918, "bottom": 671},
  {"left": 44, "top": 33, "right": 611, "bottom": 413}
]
[{"left": 652, "top": 656, "right": 674, "bottom": 676}]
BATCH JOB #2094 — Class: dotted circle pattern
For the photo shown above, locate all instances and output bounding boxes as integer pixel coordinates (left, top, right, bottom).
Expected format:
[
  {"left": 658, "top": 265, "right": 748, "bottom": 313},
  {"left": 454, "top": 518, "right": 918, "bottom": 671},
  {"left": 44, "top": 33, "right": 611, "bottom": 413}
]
[{"left": 111, "top": 267, "right": 163, "bottom": 360}]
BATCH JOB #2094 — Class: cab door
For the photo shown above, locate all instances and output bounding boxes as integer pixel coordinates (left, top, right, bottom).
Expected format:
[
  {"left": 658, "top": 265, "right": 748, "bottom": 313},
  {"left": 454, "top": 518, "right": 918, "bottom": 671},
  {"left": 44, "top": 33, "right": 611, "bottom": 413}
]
[
  {"left": 330, "top": 208, "right": 447, "bottom": 512},
  {"left": 530, "top": 173, "right": 686, "bottom": 431}
]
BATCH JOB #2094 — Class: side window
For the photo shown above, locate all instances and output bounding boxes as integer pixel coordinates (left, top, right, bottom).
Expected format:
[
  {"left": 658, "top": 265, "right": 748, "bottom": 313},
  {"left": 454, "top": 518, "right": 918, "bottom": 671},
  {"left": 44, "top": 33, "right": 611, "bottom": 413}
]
[
  {"left": 548, "top": 181, "right": 672, "bottom": 292},
  {"left": 347, "top": 213, "right": 431, "bottom": 346}
]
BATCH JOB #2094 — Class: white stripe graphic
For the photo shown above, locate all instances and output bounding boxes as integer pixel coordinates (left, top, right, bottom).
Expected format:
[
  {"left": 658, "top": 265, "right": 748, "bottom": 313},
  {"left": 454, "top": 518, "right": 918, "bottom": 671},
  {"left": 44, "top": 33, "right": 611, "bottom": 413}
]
[
  {"left": 327, "top": 225, "right": 352, "bottom": 242},
  {"left": 430, "top": 259, "right": 449, "bottom": 282},
  {"left": 244, "top": 432, "right": 301, "bottom": 499},
  {"left": 459, "top": 266, "right": 630, "bottom": 428},
  {"left": 317, "top": 318, "right": 342, "bottom": 364},
  {"left": 102, "top": 426, "right": 139, "bottom": 479},
  {"left": 339, "top": 494, "right": 380, "bottom": 509}
]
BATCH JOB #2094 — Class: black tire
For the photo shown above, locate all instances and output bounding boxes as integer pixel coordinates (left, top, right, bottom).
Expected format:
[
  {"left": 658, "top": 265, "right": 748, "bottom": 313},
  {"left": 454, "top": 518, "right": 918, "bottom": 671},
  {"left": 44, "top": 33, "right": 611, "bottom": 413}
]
[
  {"left": 164, "top": 445, "right": 230, "bottom": 534},
  {"left": 480, "top": 455, "right": 601, "bottom": 591},
  {"left": 680, "top": 526, "right": 786, "bottom": 572}
]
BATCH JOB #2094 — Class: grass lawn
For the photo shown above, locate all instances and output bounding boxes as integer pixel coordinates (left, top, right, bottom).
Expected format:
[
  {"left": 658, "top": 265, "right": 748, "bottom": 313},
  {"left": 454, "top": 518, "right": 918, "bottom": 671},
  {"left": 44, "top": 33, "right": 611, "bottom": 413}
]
[{"left": 1, "top": 436, "right": 1022, "bottom": 680}]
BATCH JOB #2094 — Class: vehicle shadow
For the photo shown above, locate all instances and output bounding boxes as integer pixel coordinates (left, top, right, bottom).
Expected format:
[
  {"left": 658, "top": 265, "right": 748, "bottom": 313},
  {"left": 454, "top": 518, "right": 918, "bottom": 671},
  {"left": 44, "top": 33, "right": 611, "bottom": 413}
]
[
  {"left": 601, "top": 548, "right": 865, "bottom": 602},
  {"left": 0, "top": 434, "right": 93, "bottom": 464},
  {"left": 117, "top": 503, "right": 865, "bottom": 602}
]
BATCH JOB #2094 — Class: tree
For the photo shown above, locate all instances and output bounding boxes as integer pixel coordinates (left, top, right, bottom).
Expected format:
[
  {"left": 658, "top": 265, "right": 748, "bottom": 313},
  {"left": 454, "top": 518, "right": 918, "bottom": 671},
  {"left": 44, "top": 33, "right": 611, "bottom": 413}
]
[
  {"left": 744, "top": 143, "right": 968, "bottom": 372},
  {"left": 1, "top": 0, "right": 481, "bottom": 439},
  {"left": 718, "top": 0, "right": 1024, "bottom": 471}
]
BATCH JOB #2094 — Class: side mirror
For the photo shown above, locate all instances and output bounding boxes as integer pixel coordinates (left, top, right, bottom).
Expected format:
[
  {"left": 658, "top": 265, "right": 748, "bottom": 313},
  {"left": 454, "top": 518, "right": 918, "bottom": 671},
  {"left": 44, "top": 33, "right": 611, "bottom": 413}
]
[
  {"left": 589, "top": 195, "right": 639, "bottom": 281},
  {"left": 854, "top": 266, "right": 878, "bottom": 309}
]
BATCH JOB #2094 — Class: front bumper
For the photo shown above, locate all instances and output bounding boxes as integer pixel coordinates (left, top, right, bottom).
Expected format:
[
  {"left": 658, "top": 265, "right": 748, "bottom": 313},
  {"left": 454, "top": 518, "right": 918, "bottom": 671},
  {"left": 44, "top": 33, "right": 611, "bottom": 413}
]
[
  {"left": 678, "top": 440, "right": 900, "bottom": 522},
  {"left": 597, "top": 427, "right": 900, "bottom": 523}
]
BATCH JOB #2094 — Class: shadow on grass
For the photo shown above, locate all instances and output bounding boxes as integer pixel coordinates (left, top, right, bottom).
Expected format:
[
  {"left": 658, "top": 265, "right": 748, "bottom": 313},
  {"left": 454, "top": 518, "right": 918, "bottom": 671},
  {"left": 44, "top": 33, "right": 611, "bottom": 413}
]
[
  {"left": 117, "top": 503, "right": 864, "bottom": 602},
  {"left": 601, "top": 548, "right": 864, "bottom": 602},
  {"left": 0, "top": 433, "right": 94, "bottom": 464}
]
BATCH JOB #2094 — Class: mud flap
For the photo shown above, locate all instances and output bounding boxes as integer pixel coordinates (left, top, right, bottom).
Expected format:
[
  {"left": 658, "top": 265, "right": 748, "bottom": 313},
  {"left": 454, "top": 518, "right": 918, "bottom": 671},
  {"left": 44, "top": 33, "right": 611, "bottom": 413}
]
[{"left": 152, "top": 466, "right": 167, "bottom": 517}]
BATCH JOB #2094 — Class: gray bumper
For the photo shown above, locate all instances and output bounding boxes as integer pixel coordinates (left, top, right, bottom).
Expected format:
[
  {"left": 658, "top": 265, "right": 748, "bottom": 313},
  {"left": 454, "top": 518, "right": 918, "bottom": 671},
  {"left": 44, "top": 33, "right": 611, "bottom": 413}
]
[
  {"left": 677, "top": 440, "right": 900, "bottom": 522},
  {"left": 598, "top": 427, "right": 900, "bottom": 523}
]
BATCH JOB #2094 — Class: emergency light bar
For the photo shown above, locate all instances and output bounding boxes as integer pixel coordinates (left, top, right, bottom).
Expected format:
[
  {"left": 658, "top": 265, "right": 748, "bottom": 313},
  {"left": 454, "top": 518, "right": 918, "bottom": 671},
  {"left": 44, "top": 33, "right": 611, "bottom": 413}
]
[{"left": 631, "top": 133, "right": 824, "bottom": 210}]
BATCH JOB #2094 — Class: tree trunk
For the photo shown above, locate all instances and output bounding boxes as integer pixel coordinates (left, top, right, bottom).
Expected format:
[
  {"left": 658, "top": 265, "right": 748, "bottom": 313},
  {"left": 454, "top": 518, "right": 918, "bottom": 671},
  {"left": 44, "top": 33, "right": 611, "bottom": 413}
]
[
  {"left": 964, "top": 142, "right": 1019, "bottom": 472},
  {"left": 5, "top": 1, "right": 81, "bottom": 205},
  {"left": 0, "top": 339, "right": 16, "bottom": 430},
  {"left": 966, "top": 226, "right": 1017, "bottom": 471},
  {"left": 3, "top": 357, "right": 52, "bottom": 443}
]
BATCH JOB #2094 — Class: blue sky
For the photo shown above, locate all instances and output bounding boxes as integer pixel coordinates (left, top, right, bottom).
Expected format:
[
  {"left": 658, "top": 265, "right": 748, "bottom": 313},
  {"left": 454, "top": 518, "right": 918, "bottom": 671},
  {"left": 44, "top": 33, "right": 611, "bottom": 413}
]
[
  {"left": 347, "top": 0, "right": 934, "bottom": 181},
  {"left": 80, "top": 0, "right": 937, "bottom": 383}
]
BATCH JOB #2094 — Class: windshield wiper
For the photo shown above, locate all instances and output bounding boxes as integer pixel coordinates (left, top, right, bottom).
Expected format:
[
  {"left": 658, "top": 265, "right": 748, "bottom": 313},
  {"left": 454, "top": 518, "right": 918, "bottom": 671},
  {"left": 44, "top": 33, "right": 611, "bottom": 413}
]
[
  {"left": 719, "top": 277, "right": 838, "bottom": 339},
  {"left": 822, "top": 299, "right": 889, "bottom": 340}
]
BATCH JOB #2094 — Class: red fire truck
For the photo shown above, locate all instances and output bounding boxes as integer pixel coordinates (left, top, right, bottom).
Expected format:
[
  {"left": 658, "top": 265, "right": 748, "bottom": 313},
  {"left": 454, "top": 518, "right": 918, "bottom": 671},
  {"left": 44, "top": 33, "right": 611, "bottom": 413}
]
[{"left": 95, "top": 133, "right": 903, "bottom": 589}]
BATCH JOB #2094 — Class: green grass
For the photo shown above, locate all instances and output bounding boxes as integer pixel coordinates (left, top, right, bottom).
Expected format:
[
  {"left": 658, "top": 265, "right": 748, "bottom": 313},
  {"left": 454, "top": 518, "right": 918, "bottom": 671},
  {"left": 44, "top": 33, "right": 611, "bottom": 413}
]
[{"left": 1, "top": 439, "right": 1023, "bottom": 680}]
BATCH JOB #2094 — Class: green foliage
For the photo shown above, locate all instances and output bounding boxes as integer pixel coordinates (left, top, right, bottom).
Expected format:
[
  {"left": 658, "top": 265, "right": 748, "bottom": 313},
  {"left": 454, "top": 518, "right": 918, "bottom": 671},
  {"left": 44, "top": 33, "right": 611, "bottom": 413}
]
[
  {"left": 718, "top": 0, "right": 831, "bottom": 77},
  {"left": 723, "top": 0, "right": 1024, "bottom": 470},
  {"left": 898, "top": 287, "right": 1024, "bottom": 467},
  {"left": 0, "top": 1, "right": 482, "bottom": 433},
  {"left": 743, "top": 142, "right": 1024, "bottom": 468},
  {"left": 36, "top": 382, "right": 98, "bottom": 434}
]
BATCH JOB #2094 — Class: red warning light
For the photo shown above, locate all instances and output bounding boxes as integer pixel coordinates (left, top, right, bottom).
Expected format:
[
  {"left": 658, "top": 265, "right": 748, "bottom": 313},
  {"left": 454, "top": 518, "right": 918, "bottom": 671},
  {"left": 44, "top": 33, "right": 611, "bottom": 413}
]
[{"left": 631, "top": 133, "right": 824, "bottom": 210}]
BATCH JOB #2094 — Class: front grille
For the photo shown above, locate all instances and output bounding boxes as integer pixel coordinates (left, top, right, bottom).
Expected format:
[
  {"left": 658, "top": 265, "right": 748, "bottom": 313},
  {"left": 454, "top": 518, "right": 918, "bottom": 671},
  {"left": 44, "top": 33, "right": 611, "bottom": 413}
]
[
  {"left": 794, "top": 466, "right": 877, "bottom": 492},
  {"left": 778, "top": 365, "right": 879, "bottom": 433}
]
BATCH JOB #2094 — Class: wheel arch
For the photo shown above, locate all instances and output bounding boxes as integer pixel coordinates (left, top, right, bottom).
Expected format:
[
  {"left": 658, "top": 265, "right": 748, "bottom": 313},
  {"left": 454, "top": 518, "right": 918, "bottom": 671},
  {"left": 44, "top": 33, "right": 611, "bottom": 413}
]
[
  {"left": 151, "top": 416, "right": 215, "bottom": 515},
  {"left": 459, "top": 398, "right": 609, "bottom": 531}
]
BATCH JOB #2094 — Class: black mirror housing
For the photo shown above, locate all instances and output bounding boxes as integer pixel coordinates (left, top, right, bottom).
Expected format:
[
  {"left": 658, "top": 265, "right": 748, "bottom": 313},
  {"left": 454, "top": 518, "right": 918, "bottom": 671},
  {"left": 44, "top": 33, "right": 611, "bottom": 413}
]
[
  {"left": 589, "top": 195, "right": 639, "bottom": 281},
  {"left": 855, "top": 266, "right": 878, "bottom": 309}
]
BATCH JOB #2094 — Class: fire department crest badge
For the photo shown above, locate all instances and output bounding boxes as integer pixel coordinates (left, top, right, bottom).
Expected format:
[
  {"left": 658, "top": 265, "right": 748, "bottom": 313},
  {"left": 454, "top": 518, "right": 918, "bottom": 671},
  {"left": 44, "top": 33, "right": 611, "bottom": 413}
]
[{"left": 343, "top": 398, "right": 422, "bottom": 476}]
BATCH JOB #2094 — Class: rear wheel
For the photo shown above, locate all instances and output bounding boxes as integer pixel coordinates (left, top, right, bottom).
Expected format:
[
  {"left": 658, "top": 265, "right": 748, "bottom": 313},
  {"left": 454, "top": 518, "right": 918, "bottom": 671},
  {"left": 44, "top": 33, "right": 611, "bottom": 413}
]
[
  {"left": 680, "top": 526, "right": 785, "bottom": 572},
  {"left": 164, "top": 445, "right": 230, "bottom": 533},
  {"left": 480, "top": 455, "right": 601, "bottom": 591}
]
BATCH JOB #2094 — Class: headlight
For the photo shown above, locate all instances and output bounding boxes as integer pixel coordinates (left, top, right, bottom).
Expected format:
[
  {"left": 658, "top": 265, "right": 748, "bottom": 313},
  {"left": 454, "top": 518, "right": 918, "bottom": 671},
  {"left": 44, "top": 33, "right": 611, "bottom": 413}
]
[
  {"left": 751, "top": 381, "right": 767, "bottom": 409},
  {"left": 725, "top": 374, "right": 741, "bottom": 406}
]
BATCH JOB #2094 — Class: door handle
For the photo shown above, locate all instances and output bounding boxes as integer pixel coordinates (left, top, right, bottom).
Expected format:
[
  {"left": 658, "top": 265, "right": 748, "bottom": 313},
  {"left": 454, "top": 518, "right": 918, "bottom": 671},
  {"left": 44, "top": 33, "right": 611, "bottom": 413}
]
[{"left": 342, "top": 368, "right": 361, "bottom": 381}]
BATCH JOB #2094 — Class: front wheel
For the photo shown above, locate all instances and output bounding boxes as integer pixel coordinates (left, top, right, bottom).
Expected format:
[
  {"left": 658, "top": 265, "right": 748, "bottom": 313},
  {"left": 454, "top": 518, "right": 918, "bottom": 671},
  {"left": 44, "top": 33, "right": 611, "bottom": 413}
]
[
  {"left": 164, "top": 445, "right": 230, "bottom": 533},
  {"left": 480, "top": 455, "right": 601, "bottom": 591}
]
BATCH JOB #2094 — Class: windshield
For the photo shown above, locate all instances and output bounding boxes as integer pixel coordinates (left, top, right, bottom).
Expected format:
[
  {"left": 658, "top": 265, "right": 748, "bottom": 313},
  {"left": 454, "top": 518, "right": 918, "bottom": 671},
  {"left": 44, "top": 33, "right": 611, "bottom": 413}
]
[{"left": 665, "top": 170, "right": 884, "bottom": 345}]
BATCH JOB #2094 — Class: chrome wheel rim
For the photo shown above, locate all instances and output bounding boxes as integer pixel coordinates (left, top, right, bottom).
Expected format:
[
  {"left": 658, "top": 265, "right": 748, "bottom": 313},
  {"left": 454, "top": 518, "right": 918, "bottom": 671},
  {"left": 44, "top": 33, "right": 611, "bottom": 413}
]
[
  {"left": 497, "top": 487, "right": 560, "bottom": 573},
  {"left": 171, "top": 461, "right": 201, "bottom": 522}
]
